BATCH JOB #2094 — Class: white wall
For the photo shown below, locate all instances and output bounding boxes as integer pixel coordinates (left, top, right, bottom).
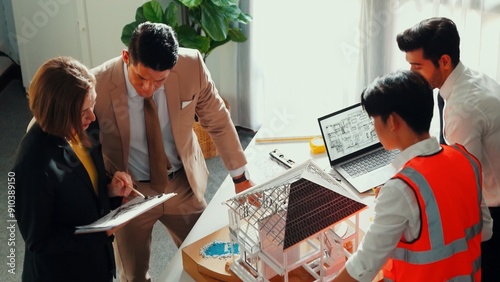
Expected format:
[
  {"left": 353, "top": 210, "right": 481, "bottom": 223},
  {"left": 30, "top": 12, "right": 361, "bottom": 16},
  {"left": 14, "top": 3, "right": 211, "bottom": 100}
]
[
  {"left": 0, "top": 0, "right": 18, "bottom": 62},
  {"left": 10, "top": 0, "right": 146, "bottom": 89},
  {"left": 82, "top": 0, "right": 147, "bottom": 67},
  {"left": 12, "top": 0, "right": 81, "bottom": 89},
  {"left": 205, "top": 43, "right": 239, "bottom": 122}
]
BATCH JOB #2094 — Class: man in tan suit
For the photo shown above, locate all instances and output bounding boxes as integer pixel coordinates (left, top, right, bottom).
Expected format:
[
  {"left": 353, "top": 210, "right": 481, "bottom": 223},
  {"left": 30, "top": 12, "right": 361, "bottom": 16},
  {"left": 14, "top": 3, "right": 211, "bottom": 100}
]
[{"left": 92, "top": 22, "right": 252, "bottom": 282}]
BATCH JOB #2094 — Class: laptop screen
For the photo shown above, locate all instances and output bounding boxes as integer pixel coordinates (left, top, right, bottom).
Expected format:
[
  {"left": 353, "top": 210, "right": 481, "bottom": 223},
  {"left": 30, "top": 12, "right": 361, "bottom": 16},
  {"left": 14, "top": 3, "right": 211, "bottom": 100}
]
[{"left": 318, "top": 103, "right": 382, "bottom": 165}]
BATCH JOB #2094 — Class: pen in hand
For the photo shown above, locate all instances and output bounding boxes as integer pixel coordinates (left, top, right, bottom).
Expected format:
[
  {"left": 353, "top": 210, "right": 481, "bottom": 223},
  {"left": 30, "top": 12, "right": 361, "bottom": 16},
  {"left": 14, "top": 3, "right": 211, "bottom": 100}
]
[
  {"left": 108, "top": 162, "right": 147, "bottom": 199},
  {"left": 127, "top": 184, "right": 146, "bottom": 199},
  {"left": 110, "top": 168, "right": 145, "bottom": 199}
]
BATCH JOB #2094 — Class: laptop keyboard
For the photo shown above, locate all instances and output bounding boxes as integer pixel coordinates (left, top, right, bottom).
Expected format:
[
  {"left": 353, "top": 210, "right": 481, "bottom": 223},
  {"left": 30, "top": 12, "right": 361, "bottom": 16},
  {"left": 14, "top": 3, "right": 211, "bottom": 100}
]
[{"left": 340, "top": 149, "right": 399, "bottom": 178}]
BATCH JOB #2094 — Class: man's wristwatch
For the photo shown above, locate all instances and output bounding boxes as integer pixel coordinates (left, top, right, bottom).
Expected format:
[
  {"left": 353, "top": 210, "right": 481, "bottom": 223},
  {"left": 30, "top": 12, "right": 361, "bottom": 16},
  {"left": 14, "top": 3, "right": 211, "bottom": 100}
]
[{"left": 232, "top": 173, "right": 247, "bottom": 184}]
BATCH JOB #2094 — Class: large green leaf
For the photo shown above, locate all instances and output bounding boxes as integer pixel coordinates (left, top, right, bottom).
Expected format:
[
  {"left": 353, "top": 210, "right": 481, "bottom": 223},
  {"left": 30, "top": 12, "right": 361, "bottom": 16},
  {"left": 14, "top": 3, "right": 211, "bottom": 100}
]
[
  {"left": 177, "top": 25, "right": 210, "bottom": 54},
  {"left": 164, "top": 2, "right": 178, "bottom": 28},
  {"left": 228, "top": 28, "right": 247, "bottom": 42},
  {"left": 142, "top": 1, "right": 164, "bottom": 22},
  {"left": 238, "top": 12, "right": 252, "bottom": 24},
  {"left": 179, "top": 0, "right": 202, "bottom": 9},
  {"left": 121, "top": 21, "right": 140, "bottom": 46},
  {"left": 176, "top": 24, "right": 198, "bottom": 38},
  {"left": 220, "top": 5, "right": 241, "bottom": 21},
  {"left": 187, "top": 7, "right": 202, "bottom": 27},
  {"left": 135, "top": 7, "right": 146, "bottom": 22},
  {"left": 200, "top": 2, "right": 227, "bottom": 41},
  {"left": 211, "top": 0, "right": 238, "bottom": 7}
]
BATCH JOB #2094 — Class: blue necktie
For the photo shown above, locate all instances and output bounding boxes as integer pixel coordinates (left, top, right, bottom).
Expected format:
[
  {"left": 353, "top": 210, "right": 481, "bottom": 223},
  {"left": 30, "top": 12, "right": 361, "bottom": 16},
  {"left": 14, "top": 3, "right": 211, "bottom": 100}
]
[{"left": 437, "top": 93, "right": 446, "bottom": 144}]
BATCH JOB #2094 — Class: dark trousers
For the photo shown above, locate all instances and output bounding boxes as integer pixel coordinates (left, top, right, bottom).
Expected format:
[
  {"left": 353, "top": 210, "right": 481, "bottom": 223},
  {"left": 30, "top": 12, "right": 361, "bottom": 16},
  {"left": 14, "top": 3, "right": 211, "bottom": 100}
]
[{"left": 481, "top": 206, "right": 500, "bottom": 282}]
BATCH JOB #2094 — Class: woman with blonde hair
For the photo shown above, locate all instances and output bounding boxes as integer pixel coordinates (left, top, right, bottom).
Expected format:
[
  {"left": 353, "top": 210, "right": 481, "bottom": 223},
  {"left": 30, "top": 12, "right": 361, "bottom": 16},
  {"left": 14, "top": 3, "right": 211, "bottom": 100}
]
[{"left": 12, "top": 56, "right": 133, "bottom": 282}]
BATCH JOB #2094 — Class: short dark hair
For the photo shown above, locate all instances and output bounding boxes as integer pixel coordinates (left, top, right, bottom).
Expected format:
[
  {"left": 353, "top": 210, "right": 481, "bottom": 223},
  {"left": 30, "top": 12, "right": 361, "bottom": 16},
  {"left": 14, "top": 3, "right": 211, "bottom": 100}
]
[
  {"left": 361, "top": 70, "right": 434, "bottom": 135},
  {"left": 128, "top": 22, "right": 179, "bottom": 71},
  {"left": 29, "top": 56, "right": 96, "bottom": 146},
  {"left": 397, "top": 17, "right": 460, "bottom": 68}
]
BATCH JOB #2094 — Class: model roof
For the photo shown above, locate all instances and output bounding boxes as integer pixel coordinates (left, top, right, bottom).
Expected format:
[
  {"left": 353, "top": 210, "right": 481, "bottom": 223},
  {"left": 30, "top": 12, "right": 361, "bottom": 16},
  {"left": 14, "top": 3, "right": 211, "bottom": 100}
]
[{"left": 226, "top": 160, "right": 367, "bottom": 250}]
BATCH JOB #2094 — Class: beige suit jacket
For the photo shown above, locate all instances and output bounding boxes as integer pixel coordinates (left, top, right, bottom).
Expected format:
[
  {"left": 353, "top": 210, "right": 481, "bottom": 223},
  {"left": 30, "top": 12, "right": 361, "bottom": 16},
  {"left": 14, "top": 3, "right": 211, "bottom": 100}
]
[{"left": 91, "top": 48, "right": 246, "bottom": 201}]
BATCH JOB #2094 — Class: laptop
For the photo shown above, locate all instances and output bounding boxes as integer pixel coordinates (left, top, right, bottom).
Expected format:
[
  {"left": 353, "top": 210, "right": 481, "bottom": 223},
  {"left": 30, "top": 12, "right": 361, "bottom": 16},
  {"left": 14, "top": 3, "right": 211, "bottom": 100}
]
[{"left": 318, "top": 103, "right": 398, "bottom": 193}]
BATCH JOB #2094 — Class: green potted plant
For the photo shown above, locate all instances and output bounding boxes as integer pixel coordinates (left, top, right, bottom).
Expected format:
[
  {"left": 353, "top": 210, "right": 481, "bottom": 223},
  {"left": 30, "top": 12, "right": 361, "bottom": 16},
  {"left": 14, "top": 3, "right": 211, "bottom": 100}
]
[{"left": 121, "top": 0, "right": 252, "bottom": 60}]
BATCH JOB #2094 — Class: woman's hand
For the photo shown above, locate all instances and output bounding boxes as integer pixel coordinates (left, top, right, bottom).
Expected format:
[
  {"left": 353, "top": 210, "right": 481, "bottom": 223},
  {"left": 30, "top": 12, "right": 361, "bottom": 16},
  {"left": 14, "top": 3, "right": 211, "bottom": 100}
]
[{"left": 108, "top": 171, "right": 133, "bottom": 197}]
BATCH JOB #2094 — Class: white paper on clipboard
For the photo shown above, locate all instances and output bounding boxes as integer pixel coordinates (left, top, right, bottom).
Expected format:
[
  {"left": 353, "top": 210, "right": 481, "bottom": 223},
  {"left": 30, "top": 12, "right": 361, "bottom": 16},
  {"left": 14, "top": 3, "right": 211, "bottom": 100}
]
[{"left": 75, "top": 193, "right": 176, "bottom": 234}]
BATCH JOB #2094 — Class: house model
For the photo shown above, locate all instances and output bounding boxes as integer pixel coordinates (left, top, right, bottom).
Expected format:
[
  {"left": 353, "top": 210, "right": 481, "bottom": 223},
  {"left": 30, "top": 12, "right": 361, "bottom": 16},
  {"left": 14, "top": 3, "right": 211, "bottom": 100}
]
[{"left": 225, "top": 160, "right": 367, "bottom": 281}]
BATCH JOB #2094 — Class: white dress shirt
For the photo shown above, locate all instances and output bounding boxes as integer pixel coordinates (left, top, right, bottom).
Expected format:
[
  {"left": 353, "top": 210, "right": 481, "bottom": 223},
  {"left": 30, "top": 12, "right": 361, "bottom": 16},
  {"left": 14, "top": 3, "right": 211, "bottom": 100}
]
[
  {"left": 345, "top": 137, "right": 493, "bottom": 282},
  {"left": 123, "top": 64, "right": 182, "bottom": 181},
  {"left": 440, "top": 62, "right": 500, "bottom": 207}
]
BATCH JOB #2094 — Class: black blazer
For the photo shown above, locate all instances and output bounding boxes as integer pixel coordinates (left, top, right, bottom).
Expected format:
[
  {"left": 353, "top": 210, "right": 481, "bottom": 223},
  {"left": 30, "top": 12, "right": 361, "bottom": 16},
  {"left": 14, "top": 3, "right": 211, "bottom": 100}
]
[{"left": 12, "top": 123, "right": 122, "bottom": 282}]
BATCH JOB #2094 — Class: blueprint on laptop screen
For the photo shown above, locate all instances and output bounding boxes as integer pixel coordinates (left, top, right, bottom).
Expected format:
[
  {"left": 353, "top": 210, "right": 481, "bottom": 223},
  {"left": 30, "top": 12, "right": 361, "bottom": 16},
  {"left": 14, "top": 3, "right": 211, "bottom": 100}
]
[{"left": 320, "top": 105, "right": 378, "bottom": 161}]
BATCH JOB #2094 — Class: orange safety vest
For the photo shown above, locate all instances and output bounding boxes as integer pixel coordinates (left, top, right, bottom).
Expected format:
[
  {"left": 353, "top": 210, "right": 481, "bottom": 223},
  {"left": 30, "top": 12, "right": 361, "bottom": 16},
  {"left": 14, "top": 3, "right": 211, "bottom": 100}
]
[{"left": 383, "top": 144, "right": 483, "bottom": 282}]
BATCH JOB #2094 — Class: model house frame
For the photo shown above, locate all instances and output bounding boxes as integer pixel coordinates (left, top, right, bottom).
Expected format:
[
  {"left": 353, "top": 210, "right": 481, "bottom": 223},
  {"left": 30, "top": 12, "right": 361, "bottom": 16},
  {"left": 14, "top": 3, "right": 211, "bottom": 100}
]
[{"left": 225, "top": 160, "right": 367, "bottom": 281}]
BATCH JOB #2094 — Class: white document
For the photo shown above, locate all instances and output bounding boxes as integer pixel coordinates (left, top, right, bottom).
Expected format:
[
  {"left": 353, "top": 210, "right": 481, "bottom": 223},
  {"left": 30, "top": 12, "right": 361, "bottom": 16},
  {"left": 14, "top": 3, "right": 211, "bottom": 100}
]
[{"left": 75, "top": 193, "right": 176, "bottom": 234}]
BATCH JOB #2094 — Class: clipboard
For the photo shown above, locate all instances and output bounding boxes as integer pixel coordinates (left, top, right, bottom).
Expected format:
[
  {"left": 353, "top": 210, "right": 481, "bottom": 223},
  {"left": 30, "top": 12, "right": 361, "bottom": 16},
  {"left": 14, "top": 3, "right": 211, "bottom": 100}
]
[{"left": 75, "top": 193, "right": 176, "bottom": 234}]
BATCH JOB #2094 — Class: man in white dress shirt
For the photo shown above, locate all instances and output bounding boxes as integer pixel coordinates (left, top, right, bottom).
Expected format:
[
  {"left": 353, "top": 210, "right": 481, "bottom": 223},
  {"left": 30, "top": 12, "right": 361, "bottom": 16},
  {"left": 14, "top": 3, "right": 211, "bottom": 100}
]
[{"left": 397, "top": 17, "right": 500, "bottom": 282}]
